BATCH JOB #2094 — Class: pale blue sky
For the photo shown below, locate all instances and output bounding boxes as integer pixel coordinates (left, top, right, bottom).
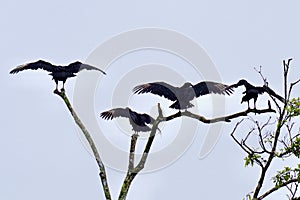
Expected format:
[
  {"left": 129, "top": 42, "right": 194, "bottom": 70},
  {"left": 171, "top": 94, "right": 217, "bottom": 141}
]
[{"left": 1, "top": 1, "right": 300, "bottom": 199}]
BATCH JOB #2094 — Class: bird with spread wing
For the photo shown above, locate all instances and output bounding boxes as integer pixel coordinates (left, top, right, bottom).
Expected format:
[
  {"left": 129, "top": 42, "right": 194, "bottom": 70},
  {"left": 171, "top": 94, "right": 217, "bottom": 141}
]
[
  {"left": 100, "top": 107, "right": 155, "bottom": 134},
  {"left": 133, "top": 81, "right": 234, "bottom": 110},
  {"left": 10, "top": 60, "right": 106, "bottom": 91},
  {"left": 225, "top": 79, "right": 285, "bottom": 109}
]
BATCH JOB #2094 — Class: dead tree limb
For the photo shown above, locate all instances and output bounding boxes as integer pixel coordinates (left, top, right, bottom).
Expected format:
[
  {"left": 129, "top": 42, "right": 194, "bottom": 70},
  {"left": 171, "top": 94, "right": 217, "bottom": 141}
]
[{"left": 54, "top": 90, "right": 112, "bottom": 200}]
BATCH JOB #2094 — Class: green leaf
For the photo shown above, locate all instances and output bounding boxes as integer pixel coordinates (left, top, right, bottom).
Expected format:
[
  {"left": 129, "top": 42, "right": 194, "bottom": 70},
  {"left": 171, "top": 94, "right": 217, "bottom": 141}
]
[
  {"left": 244, "top": 154, "right": 261, "bottom": 167},
  {"left": 286, "top": 97, "right": 300, "bottom": 119}
]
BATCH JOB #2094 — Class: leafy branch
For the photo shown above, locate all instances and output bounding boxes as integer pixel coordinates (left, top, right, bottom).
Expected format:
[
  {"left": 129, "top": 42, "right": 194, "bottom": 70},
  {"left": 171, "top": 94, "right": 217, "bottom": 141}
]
[{"left": 230, "top": 58, "right": 300, "bottom": 200}]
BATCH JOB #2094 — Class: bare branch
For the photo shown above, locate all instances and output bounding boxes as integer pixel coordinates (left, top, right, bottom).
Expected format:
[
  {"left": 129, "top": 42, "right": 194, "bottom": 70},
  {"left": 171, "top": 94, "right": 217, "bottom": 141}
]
[
  {"left": 117, "top": 103, "right": 276, "bottom": 199},
  {"left": 255, "top": 117, "right": 273, "bottom": 154},
  {"left": 231, "top": 120, "right": 265, "bottom": 167},
  {"left": 254, "top": 66, "right": 284, "bottom": 113},
  {"left": 283, "top": 58, "right": 292, "bottom": 102},
  {"left": 118, "top": 104, "right": 163, "bottom": 200},
  {"left": 254, "top": 65, "right": 268, "bottom": 85},
  {"left": 164, "top": 107, "right": 275, "bottom": 123},
  {"left": 54, "top": 90, "right": 112, "bottom": 200},
  {"left": 128, "top": 134, "right": 139, "bottom": 171},
  {"left": 134, "top": 103, "right": 163, "bottom": 172},
  {"left": 288, "top": 78, "right": 300, "bottom": 101},
  {"left": 230, "top": 120, "right": 251, "bottom": 155}
]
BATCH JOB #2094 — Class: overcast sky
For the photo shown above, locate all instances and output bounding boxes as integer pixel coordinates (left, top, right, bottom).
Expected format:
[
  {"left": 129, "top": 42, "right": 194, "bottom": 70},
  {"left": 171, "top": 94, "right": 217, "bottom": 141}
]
[{"left": 1, "top": 1, "right": 300, "bottom": 200}]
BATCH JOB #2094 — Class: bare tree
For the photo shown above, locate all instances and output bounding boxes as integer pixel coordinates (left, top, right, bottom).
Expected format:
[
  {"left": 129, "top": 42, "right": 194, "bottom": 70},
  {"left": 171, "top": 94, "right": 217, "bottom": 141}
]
[
  {"left": 54, "top": 89, "right": 275, "bottom": 199},
  {"left": 16, "top": 59, "right": 296, "bottom": 199}
]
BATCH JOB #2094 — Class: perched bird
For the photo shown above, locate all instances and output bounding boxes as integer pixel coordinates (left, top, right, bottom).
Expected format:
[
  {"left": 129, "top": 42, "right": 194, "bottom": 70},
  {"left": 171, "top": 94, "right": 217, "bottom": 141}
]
[
  {"left": 225, "top": 79, "right": 285, "bottom": 109},
  {"left": 133, "top": 81, "right": 234, "bottom": 110},
  {"left": 100, "top": 107, "right": 154, "bottom": 134},
  {"left": 10, "top": 60, "right": 106, "bottom": 91}
]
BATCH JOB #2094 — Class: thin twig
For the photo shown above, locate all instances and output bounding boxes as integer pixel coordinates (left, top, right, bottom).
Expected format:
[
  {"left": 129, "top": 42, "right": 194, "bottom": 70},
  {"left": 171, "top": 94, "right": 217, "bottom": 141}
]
[
  {"left": 255, "top": 65, "right": 283, "bottom": 112},
  {"left": 254, "top": 65, "right": 268, "bottom": 85},
  {"left": 231, "top": 119, "right": 252, "bottom": 155},
  {"left": 288, "top": 78, "right": 300, "bottom": 101}
]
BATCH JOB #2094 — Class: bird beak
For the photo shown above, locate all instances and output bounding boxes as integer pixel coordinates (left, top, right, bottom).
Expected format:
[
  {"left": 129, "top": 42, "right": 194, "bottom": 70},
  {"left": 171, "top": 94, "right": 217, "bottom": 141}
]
[
  {"left": 101, "top": 70, "right": 107, "bottom": 75},
  {"left": 231, "top": 83, "right": 238, "bottom": 88}
]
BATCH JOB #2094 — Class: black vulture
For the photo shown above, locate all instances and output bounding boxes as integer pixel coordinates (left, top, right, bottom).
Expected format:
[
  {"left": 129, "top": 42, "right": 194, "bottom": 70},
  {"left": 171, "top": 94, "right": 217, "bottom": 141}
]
[
  {"left": 10, "top": 60, "right": 106, "bottom": 91},
  {"left": 133, "top": 81, "right": 234, "bottom": 110},
  {"left": 100, "top": 107, "right": 154, "bottom": 134},
  {"left": 225, "top": 79, "right": 285, "bottom": 109}
]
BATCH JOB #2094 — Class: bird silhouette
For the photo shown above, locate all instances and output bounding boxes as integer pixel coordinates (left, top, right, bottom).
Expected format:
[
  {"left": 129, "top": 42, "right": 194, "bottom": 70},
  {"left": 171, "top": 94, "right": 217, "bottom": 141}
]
[
  {"left": 10, "top": 60, "right": 106, "bottom": 91},
  {"left": 133, "top": 81, "right": 234, "bottom": 110},
  {"left": 100, "top": 107, "right": 154, "bottom": 134},
  {"left": 226, "top": 79, "right": 285, "bottom": 109}
]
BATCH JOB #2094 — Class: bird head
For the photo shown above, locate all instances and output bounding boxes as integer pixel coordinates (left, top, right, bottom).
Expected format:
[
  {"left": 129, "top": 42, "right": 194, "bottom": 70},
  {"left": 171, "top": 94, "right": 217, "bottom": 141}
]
[
  {"left": 228, "top": 79, "right": 249, "bottom": 89},
  {"left": 182, "top": 82, "right": 193, "bottom": 88},
  {"left": 241, "top": 96, "right": 248, "bottom": 104},
  {"left": 237, "top": 79, "right": 248, "bottom": 86},
  {"left": 69, "top": 61, "right": 83, "bottom": 66},
  {"left": 264, "top": 81, "right": 269, "bottom": 86}
]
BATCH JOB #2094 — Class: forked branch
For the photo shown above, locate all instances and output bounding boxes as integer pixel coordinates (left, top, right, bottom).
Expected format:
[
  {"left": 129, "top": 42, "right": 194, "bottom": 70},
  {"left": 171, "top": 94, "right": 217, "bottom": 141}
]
[{"left": 118, "top": 104, "right": 276, "bottom": 199}]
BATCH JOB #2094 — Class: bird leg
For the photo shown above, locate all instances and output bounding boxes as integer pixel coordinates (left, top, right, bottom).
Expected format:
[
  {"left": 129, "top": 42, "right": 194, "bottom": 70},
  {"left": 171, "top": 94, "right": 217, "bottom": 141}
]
[
  {"left": 132, "top": 132, "right": 139, "bottom": 138},
  {"left": 254, "top": 96, "right": 258, "bottom": 110},
  {"left": 61, "top": 81, "right": 66, "bottom": 92},
  {"left": 253, "top": 99, "right": 258, "bottom": 115},
  {"left": 54, "top": 80, "right": 59, "bottom": 93}
]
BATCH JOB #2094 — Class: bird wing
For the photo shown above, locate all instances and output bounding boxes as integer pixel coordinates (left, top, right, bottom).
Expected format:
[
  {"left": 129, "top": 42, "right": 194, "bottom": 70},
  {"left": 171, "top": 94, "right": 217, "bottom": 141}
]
[
  {"left": 129, "top": 110, "right": 154, "bottom": 126},
  {"left": 193, "top": 81, "right": 234, "bottom": 97},
  {"left": 226, "top": 79, "right": 255, "bottom": 91},
  {"left": 65, "top": 62, "right": 106, "bottom": 75},
  {"left": 263, "top": 85, "right": 285, "bottom": 103},
  {"left": 133, "top": 82, "right": 178, "bottom": 101},
  {"left": 10, "top": 60, "right": 59, "bottom": 74},
  {"left": 140, "top": 113, "right": 154, "bottom": 124},
  {"left": 129, "top": 109, "right": 140, "bottom": 124},
  {"left": 100, "top": 108, "right": 131, "bottom": 120},
  {"left": 254, "top": 87, "right": 266, "bottom": 94}
]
